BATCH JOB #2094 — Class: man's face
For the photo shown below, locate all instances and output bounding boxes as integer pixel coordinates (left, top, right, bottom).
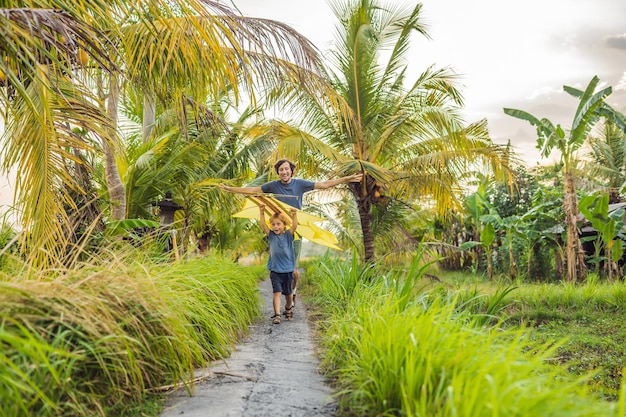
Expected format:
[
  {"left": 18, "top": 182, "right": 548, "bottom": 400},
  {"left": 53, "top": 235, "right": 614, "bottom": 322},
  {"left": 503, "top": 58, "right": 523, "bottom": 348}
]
[{"left": 277, "top": 162, "right": 293, "bottom": 183}]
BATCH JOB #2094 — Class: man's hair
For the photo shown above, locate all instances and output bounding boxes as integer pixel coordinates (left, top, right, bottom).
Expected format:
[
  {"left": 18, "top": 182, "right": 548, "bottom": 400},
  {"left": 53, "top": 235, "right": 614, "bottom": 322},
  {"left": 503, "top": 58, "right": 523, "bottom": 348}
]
[{"left": 274, "top": 159, "right": 296, "bottom": 174}]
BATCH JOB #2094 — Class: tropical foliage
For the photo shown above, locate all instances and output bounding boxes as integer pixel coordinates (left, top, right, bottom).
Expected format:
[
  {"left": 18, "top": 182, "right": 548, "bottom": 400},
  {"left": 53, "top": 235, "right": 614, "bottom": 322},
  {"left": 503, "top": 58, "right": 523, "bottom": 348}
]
[
  {"left": 0, "top": 0, "right": 327, "bottom": 268},
  {"left": 244, "top": 0, "right": 513, "bottom": 263},
  {"left": 504, "top": 76, "right": 613, "bottom": 282},
  {"left": 3, "top": 0, "right": 626, "bottom": 416}
]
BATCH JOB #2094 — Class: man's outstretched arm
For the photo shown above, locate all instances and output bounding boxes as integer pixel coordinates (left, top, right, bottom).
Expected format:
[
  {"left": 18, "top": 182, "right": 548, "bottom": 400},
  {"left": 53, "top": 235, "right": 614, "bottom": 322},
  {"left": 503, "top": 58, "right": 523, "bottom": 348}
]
[
  {"left": 219, "top": 184, "right": 263, "bottom": 194},
  {"left": 314, "top": 172, "right": 363, "bottom": 190}
]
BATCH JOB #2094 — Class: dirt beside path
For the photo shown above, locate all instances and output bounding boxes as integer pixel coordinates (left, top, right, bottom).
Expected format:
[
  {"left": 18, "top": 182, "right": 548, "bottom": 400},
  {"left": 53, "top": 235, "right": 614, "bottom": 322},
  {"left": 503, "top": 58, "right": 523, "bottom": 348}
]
[{"left": 158, "top": 278, "right": 337, "bottom": 417}]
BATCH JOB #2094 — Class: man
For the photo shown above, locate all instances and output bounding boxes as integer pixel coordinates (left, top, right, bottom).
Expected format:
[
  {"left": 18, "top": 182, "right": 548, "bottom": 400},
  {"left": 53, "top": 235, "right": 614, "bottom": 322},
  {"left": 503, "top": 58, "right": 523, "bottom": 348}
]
[{"left": 220, "top": 159, "right": 363, "bottom": 304}]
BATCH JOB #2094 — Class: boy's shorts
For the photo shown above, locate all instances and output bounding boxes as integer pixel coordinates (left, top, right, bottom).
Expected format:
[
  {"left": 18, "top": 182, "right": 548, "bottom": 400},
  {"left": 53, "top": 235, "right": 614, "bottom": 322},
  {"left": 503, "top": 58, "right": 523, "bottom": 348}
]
[{"left": 270, "top": 271, "right": 294, "bottom": 295}]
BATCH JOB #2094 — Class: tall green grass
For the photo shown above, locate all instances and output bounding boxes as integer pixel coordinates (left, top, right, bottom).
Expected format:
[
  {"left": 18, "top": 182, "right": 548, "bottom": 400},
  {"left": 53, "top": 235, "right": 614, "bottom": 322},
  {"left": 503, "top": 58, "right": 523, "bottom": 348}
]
[
  {"left": 0, "top": 255, "right": 260, "bottom": 416},
  {"left": 510, "top": 280, "right": 626, "bottom": 314},
  {"left": 305, "top": 255, "right": 617, "bottom": 417}
]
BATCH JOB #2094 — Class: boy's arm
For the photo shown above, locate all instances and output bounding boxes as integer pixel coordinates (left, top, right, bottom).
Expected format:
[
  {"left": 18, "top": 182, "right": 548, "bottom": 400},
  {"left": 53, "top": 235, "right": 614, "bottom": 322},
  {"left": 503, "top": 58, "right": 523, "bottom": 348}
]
[
  {"left": 259, "top": 204, "right": 270, "bottom": 235},
  {"left": 290, "top": 208, "right": 298, "bottom": 234}
]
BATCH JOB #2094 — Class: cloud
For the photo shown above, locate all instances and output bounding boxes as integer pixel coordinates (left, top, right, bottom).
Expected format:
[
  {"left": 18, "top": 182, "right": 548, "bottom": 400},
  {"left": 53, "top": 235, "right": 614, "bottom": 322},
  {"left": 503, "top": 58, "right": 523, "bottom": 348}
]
[
  {"left": 606, "top": 33, "right": 626, "bottom": 50},
  {"left": 616, "top": 72, "right": 626, "bottom": 91}
]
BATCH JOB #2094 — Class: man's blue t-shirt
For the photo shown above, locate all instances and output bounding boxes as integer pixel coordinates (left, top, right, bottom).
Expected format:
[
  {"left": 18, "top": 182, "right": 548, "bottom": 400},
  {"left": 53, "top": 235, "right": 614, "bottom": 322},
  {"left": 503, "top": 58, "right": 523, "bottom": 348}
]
[
  {"left": 267, "top": 230, "right": 295, "bottom": 273},
  {"left": 261, "top": 179, "right": 315, "bottom": 209}
]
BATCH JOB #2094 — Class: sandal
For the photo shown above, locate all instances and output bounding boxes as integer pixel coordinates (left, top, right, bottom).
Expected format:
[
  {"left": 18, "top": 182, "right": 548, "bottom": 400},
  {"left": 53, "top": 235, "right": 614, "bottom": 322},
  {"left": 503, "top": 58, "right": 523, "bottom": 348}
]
[
  {"left": 271, "top": 314, "right": 281, "bottom": 325},
  {"left": 284, "top": 305, "right": 294, "bottom": 321}
]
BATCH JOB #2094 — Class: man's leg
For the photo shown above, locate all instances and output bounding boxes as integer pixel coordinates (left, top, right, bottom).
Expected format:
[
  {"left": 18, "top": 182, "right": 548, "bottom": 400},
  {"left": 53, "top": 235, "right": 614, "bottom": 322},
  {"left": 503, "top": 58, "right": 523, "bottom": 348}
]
[{"left": 292, "top": 239, "right": 302, "bottom": 304}]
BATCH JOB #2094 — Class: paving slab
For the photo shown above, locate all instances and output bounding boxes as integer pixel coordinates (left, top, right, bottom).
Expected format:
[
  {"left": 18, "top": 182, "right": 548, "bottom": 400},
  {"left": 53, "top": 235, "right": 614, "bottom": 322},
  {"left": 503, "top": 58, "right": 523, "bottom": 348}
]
[{"left": 159, "top": 278, "right": 337, "bottom": 417}]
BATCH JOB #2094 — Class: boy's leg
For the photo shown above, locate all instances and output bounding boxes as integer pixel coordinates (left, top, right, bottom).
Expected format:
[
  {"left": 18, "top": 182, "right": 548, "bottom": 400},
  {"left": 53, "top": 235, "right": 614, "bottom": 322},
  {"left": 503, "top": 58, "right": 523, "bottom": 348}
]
[
  {"left": 273, "top": 291, "right": 282, "bottom": 315},
  {"left": 270, "top": 271, "right": 283, "bottom": 324},
  {"left": 282, "top": 272, "right": 295, "bottom": 320},
  {"left": 283, "top": 271, "right": 294, "bottom": 309},
  {"left": 271, "top": 292, "right": 282, "bottom": 324}
]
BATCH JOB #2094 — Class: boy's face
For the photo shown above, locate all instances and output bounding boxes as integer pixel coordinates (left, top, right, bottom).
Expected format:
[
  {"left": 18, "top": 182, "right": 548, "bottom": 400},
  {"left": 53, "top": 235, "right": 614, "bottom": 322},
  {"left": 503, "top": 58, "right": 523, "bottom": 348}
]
[
  {"left": 270, "top": 218, "right": 286, "bottom": 234},
  {"left": 277, "top": 161, "right": 293, "bottom": 183}
]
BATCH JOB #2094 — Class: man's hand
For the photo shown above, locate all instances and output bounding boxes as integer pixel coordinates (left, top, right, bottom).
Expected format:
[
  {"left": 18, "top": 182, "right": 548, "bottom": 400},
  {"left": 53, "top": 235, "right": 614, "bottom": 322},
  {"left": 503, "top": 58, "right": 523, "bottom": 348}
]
[{"left": 346, "top": 172, "right": 363, "bottom": 183}]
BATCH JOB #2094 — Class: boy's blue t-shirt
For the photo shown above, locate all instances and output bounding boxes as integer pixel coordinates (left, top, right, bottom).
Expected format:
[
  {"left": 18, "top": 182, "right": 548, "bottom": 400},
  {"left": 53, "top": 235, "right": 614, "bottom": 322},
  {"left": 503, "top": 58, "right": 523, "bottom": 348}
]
[
  {"left": 267, "top": 230, "right": 295, "bottom": 273},
  {"left": 261, "top": 178, "right": 315, "bottom": 209}
]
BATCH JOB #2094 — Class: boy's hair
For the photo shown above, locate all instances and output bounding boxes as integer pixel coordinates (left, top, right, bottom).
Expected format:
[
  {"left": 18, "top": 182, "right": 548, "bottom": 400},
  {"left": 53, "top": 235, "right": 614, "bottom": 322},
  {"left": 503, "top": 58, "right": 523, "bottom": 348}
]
[
  {"left": 270, "top": 212, "right": 288, "bottom": 225},
  {"left": 274, "top": 159, "right": 296, "bottom": 174}
]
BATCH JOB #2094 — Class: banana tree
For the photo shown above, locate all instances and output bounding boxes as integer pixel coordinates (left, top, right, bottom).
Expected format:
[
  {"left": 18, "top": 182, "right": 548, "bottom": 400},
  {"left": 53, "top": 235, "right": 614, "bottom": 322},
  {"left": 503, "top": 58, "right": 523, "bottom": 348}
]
[
  {"left": 578, "top": 192, "right": 625, "bottom": 280},
  {"left": 478, "top": 210, "right": 520, "bottom": 279},
  {"left": 462, "top": 176, "right": 491, "bottom": 274},
  {"left": 504, "top": 75, "right": 612, "bottom": 282},
  {"left": 516, "top": 197, "right": 563, "bottom": 280}
]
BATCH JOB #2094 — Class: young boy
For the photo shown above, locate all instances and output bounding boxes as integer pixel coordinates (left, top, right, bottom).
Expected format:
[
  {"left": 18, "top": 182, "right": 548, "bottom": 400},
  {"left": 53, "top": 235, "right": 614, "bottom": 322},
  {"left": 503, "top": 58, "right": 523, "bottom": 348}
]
[{"left": 259, "top": 204, "right": 298, "bottom": 324}]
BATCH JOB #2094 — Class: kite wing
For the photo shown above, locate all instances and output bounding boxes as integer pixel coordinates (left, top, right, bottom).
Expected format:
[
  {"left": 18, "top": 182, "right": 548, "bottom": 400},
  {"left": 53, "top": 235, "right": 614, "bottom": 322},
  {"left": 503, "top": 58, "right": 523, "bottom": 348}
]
[{"left": 232, "top": 195, "right": 342, "bottom": 251}]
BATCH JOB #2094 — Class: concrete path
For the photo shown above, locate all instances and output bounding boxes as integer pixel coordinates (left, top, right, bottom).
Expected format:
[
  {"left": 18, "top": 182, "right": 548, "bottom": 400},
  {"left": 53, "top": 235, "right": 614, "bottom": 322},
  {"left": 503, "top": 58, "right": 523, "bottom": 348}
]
[{"left": 159, "top": 278, "right": 337, "bottom": 417}]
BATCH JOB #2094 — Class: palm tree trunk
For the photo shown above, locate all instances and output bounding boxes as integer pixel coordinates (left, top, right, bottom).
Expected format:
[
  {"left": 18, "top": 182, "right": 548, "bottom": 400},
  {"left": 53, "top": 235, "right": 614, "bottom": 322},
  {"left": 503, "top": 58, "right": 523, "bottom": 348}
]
[
  {"left": 142, "top": 92, "right": 156, "bottom": 142},
  {"left": 104, "top": 72, "right": 126, "bottom": 221},
  {"left": 355, "top": 194, "right": 375, "bottom": 264},
  {"left": 508, "top": 233, "right": 517, "bottom": 279},
  {"left": 563, "top": 171, "right": 586, "bottom": 282}
]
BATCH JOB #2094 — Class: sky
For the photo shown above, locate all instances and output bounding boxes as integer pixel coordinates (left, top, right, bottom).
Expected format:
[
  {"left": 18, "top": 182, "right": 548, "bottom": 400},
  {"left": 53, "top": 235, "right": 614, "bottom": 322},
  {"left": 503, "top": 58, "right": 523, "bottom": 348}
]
[{"left": 230, "top": 0, "right": 626, "bottom": 166}]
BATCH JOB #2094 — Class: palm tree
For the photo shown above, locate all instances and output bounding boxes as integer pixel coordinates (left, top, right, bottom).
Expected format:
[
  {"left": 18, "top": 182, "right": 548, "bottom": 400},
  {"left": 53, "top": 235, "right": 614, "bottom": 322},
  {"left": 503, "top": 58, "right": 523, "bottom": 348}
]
[
  {"left": 0, "top": 1, "right": 328, "bottom": 267},
  {"left": 585, "top": 119, "right": 626, "bottom": 199},
  {"left": 108, "top": 0, "right": 329, "bottom": 219},
  {"left": 504, "top": 75, "right": 612, "bottom": 282},
  {"left": 254, "top": 0, "right": 512, "bottom": 262},
  {"left": 117, "top": 90, "right": 271, "bottom": 254},
  {"left": 0, "top": 7, "right": 117, "bottom": 266}
]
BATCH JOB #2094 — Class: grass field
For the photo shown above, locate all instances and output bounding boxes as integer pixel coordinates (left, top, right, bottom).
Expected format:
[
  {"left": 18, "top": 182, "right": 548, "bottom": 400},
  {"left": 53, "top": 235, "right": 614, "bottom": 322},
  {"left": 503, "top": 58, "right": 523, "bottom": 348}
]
[
  {"left": 300, "top": 257, "right": 626, "bottom": 416},
  {"left": 415, "top": 269, "right": 626, "bottom": 401}
]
